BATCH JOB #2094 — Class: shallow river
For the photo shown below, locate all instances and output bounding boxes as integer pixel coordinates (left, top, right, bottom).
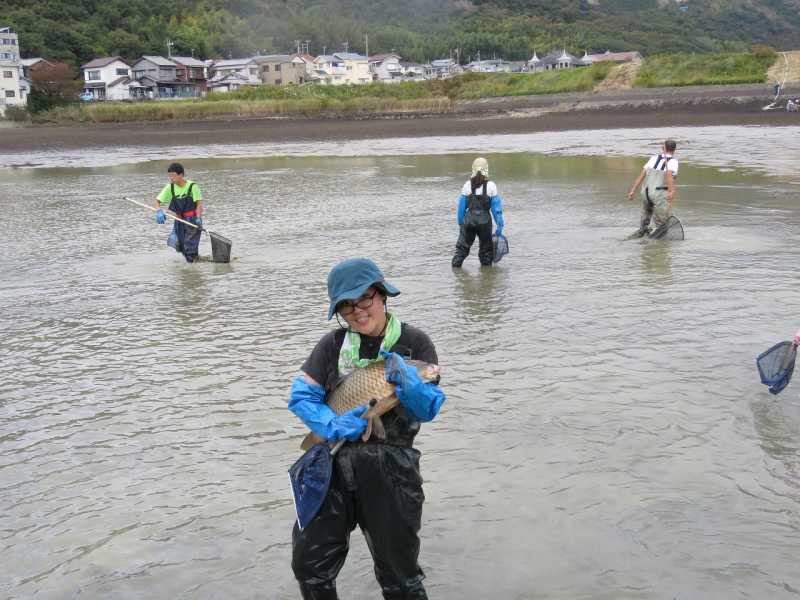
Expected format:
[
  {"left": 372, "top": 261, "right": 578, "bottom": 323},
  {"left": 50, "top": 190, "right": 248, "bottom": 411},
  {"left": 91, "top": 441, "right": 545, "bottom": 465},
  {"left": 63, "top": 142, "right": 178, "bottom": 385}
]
[{"left": 1, "top": 126, "right": 799, "bottom": 599}]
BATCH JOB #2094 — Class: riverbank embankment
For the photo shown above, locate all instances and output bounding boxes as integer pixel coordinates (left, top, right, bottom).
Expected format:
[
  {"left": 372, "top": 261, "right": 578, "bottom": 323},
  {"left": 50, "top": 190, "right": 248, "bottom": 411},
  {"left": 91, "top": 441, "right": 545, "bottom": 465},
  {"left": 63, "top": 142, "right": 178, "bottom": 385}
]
[{"left": 1, "top": 81, "right": 798, "bottom": 156}]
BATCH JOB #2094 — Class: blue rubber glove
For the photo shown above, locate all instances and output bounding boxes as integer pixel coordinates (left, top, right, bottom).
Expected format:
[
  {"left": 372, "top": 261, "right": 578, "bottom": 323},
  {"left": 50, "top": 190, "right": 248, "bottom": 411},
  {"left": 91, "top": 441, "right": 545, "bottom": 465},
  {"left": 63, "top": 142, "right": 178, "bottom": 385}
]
[
  {"left": 155, "top": 209, "right": 166, "bottom": 224},
  {"left": 380, "top": 350, "right": 446, "bottom": 422},
  {"left": 289, "top": 377, "right": 369, "bottom": 442},
  {"left": 495, "top": 227, "right": 503, "bottom": 237},
  {"left": 195, "top": 217, "right": 203, "bottom": 228},
  {"left": 326, "top": 405, "right": 369, "bottom": 442}
]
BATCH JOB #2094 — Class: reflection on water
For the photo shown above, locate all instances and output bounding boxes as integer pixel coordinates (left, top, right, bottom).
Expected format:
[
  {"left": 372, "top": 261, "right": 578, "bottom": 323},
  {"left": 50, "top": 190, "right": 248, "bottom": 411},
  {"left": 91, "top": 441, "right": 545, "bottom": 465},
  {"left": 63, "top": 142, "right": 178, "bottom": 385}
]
[
  {"left": 2, "top": 145, "right": 800, "bottom": 599},
  {"left": 639, "top": 242, "right": 674, "bottom": 281}
]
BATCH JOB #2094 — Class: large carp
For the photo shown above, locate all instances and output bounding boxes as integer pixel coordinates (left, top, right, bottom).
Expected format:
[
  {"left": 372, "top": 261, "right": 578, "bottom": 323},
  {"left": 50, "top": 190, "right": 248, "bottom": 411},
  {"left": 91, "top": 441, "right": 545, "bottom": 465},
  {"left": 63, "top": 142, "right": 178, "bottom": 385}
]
[{"left": 299, "top": 360, "right": 441, "bottom": 451}]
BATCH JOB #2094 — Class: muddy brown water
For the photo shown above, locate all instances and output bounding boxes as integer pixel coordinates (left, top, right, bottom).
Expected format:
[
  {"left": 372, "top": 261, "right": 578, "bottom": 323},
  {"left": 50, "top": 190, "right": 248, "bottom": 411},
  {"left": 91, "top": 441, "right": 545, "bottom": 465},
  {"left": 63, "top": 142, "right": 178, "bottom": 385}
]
[{"left": 1, "top": 126, "right": 799, "bottom": 599}]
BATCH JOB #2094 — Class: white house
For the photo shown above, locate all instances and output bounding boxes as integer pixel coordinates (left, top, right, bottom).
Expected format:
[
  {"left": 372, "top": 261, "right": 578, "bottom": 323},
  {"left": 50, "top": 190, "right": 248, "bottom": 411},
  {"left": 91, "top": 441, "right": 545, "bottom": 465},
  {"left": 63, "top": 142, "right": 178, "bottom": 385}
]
[
  {"left": 429, "top": 58, "right": 461, "bottom": 79},
  {"left": 208, "top": 58, "right": 261, "bottom": 86},
  {"left": 333, "top": 52, "right": 370, "bottom": 85},
  {"left": 311, "top": 55, "right": 347, "bottom": 85},
  {"left": 18, "top": 57, "right": 51, "bottom": 106},
  {"left": 80, "top": 56, "right": 132, "bottom": 100},
  {"left": 399, "top": 62, "right": 427, "bottom": 81},
  {"left": 0, "top": 26, "right": 24, "bottom": 113},
  {"left": 369, "top": 53, "right": 403, "bottom": 82},
  {"left": 207, "top": 72, "right": 251, "bottom": 93}
]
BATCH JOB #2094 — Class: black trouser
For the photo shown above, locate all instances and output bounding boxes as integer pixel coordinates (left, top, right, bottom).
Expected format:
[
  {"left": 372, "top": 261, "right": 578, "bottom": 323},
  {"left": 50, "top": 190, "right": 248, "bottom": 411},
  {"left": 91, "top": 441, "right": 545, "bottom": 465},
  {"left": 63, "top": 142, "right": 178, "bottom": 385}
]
[
  {"left": 452, "top": 222, "right": 493, "bottom": 267},
  {"left": 292, "top": 444, "right": 428, "bottom": 600},
  {"left": 173, "top": 219, "right": 202, "bottom": 263}
]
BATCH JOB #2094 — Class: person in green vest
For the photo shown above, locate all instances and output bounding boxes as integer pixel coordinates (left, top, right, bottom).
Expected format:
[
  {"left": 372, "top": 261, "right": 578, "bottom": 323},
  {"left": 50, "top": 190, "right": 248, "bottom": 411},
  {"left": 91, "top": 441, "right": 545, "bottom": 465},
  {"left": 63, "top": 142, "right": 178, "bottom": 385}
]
[
  {"left": 288, "top": 258, "right": 446, "bottom": 600},
  {"left": 154, "top": 162, "right": 203, "bottom": 262}
]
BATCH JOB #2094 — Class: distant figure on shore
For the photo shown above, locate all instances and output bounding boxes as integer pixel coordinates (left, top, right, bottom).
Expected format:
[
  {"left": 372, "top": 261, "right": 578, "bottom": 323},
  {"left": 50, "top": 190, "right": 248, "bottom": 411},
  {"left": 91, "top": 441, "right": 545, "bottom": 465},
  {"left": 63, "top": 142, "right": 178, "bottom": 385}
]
[
  {"left": 787, "top": 98, "right": 798, "bottom": 112},
  {"left": 773, "top": 81, "right": 782, "bottom": 98},
  {"left": 452, "top": 157, "right": 505, "bottom": 268},
  {"left": 627, "top": 139, "right": 679, "bottom": 237},
  {"left": 154, "top": 162, "right": 204, "bottom": 263}
]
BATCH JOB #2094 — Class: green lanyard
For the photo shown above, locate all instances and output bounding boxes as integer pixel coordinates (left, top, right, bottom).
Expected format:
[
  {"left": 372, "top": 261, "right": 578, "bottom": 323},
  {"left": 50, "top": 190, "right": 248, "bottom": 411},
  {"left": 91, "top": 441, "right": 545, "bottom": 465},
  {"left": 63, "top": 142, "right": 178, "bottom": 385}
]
[{"left": 338, "top": 312, "right": 402, "bottom": 373}]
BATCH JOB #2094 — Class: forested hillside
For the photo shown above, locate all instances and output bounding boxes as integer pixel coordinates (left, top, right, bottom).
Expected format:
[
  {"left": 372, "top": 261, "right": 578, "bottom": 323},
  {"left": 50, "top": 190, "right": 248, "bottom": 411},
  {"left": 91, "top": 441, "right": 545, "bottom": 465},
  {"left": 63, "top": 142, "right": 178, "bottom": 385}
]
[{"left": 2, "top": 0, "right": 799, "bottom": 66}]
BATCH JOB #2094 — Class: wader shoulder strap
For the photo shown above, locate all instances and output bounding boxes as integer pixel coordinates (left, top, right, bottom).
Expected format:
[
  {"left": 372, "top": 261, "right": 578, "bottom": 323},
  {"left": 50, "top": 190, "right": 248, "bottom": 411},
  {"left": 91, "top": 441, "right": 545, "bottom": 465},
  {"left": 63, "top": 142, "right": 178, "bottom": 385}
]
[{"left": 171, "top": 182, "right": 195, "bottom": 200}]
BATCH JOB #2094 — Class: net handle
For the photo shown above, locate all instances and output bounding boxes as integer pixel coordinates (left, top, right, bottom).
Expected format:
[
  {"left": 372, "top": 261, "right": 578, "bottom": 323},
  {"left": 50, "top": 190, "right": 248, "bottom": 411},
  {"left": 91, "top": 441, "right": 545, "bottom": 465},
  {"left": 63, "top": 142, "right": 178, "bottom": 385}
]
[{"left": 123, "top": 196, "right": 202, "bottom": 230}]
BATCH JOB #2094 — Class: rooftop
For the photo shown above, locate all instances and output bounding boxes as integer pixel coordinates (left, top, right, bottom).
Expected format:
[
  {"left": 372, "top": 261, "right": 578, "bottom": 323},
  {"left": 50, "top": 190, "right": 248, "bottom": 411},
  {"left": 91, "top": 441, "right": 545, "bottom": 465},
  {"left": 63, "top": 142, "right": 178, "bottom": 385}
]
[
  {"left": 81, "top": 56, "right": 129, "bottom": 69},
  {"left": 139, "top": 55, "right": 179, "bottom": 67},
  {"left": 170, "top": 56, "right": 207, "bottom": 68},
  {"left": 211, "top": 58, "right": 257, "bottom": 67},
  {"left": 334, "top": 52, "right": 367, "bottom": 60}
]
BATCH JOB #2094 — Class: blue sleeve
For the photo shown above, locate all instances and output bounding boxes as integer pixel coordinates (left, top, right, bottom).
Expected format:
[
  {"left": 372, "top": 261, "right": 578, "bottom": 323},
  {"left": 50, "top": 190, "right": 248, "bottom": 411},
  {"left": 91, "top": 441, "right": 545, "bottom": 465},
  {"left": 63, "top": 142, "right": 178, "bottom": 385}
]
[
  {"left": 491, "top": 195, "right": 504, "bottom": 232},
  {"left": 288, "top": 376, "right": 337, "bottom": 439},
  {"left": 457, "top": 195, "right": 467, "bottom": 226}
]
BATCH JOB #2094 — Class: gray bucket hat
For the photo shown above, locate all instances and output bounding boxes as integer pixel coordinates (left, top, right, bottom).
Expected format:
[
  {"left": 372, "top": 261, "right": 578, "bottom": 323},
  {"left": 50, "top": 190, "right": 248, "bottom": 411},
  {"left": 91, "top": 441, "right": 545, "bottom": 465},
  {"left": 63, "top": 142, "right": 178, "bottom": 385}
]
[{"left": 327, "top": 258, "right": 400, "bottom": 320}]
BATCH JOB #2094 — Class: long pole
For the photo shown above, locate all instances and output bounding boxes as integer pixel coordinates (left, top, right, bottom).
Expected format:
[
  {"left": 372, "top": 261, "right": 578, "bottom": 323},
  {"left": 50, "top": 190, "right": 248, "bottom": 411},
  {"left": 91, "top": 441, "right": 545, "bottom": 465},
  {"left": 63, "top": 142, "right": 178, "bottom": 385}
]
[{"left": 123, "top": 196, "right": 201, "bottom": 230}]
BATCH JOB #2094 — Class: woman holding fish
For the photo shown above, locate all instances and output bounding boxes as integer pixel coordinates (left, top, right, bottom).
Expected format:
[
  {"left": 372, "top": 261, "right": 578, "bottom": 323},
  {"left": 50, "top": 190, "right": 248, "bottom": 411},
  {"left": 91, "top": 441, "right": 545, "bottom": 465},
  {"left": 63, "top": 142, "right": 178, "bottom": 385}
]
[{"left": 288, "top": 257, "right": 446, "bottom": 600}]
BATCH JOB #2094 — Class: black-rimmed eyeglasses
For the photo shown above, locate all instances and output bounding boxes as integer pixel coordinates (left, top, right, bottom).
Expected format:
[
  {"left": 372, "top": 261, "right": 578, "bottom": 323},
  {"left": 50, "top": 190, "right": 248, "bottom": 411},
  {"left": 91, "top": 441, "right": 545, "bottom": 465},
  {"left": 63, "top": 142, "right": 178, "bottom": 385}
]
[{"left": 337, "top": 289, "right": 379, "bottom": 316}]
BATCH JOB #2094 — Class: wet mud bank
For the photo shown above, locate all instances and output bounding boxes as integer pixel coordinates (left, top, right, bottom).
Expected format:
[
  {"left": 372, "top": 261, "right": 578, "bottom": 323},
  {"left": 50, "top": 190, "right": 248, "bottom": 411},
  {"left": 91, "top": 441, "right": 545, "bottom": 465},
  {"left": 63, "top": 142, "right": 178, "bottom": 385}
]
[{"left": 1, "top": 82, "right": 797, "bottom": 155}]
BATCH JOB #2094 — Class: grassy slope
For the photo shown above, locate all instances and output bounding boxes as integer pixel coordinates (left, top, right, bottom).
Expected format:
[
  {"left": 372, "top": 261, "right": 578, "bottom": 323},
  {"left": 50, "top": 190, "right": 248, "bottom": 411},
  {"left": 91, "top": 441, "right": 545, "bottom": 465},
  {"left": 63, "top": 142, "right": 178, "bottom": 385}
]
[{"left": 634, "top": 50, "right": 777, "bottom": 87}]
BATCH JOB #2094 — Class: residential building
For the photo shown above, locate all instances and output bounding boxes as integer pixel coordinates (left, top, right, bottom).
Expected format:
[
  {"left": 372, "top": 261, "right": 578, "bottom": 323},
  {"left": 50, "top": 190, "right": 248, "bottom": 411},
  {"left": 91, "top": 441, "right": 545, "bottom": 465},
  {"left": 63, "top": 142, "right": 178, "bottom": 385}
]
[
  {"left": 170, "top": 56, "right": 209, "bottom": 94},
  {"left": 208, "top": 58, "right": 261, "bottom": 86},
  {"left": 333, "top": 52, "right": 370, "bottom": 85},
  {"left": 530, "top": 49, "right": 588, "bottom": 72},
  {"left": 582, "top": 50, "right": 643, "bottom": 64},
  {"left": 131, "top": 55, "right": 200, "bottom": 98},
  {"left": 253, "top": 54, "right": 307, "bottom": 85},
  {"left": 464, "top": 58, "right": 515, "bottom": 73},
  {"left": 399, "top": 62, "right": 427, "bottom": 81},
  {"left": 369, "top": 53, "right": 403, "bottom": 82},
  {"left": 527, "top": 51, "right": 541, "bottom": 71},
  {"left": 20, "top": 57, "right": 52, "bottom": 79},
  {"left": 80, "top": 56, "right": 132, "bottom": 101},
  {"left": 429, "top": 58, "right": 461, "bottom": 79},
  {"left": 311, "top": 55, "right": 346, "bottom": 85},
  {"left": 207, "top": 72, "right": 251, "bottom": 93},
  {"left": 18, "top": 58, "right": 50, "bottom": 106},
  {"left": 294, "top": 53, "right": 316, "bottom": 82},
  {"left": 0, "top": 26, "right": 24, "bottom": 113}
]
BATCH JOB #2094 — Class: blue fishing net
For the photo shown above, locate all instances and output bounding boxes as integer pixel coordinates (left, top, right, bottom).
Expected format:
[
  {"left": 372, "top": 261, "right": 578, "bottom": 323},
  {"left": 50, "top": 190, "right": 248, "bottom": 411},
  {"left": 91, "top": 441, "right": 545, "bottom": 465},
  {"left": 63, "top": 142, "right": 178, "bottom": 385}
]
[
  {"left": 493, "top": 234, "right": 509, "bottom": 263},
  {"left": 288, "top": 444, "right": 333, "bottom": 531},
  {"left": 756, "top": 341, "right": 797, "bottom": 395}
]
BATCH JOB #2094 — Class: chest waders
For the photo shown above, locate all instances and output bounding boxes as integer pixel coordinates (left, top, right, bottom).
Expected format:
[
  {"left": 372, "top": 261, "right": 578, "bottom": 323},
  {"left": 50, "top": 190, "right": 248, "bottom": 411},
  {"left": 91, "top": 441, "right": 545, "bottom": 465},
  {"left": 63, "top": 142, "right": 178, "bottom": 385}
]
[
  {"left": 639, "top": 155, "right": 672, "bottom": 233},
  {"left": 291, "top": 315, "right": 430, "bottom": 600},
  {"left": 452, "top": 182, "right": 494, "bottom": 267},
  {"left": 167, "top": 183, "right": 202, "bottom": 263}
]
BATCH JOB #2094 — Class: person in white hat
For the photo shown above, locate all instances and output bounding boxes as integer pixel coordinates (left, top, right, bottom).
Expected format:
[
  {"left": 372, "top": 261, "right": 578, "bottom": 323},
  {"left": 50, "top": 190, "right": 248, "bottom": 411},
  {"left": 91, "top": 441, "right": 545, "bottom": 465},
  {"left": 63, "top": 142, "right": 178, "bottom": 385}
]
[{"left": 452, "top": 157, "right": 505, "bottom": 267}]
